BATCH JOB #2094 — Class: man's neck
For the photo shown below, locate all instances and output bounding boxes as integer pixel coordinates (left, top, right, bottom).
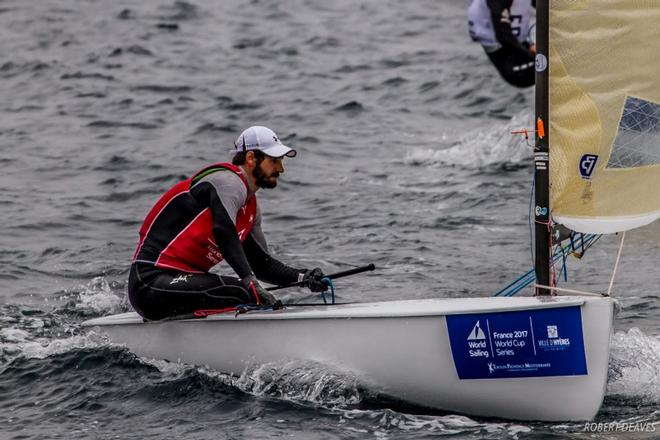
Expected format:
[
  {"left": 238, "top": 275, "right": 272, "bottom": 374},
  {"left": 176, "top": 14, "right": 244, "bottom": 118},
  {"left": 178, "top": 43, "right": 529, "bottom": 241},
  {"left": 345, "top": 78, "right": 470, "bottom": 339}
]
[{"left": 240, "top": 165, "right": 258, "bottom": 195}]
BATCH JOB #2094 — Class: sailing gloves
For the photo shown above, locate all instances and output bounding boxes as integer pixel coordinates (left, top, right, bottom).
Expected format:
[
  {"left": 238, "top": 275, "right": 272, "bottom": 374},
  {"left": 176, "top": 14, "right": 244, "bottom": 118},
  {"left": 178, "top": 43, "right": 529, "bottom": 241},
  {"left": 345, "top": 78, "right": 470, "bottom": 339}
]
[
  {"left": 241, "top": 273, "right": 277, "bottom": 306},
  {"left": 242, "top": 268, "right": 327, "bottom": 306},
  {"left": 301, "top": 267, "right": 327, "bottom": 292}
]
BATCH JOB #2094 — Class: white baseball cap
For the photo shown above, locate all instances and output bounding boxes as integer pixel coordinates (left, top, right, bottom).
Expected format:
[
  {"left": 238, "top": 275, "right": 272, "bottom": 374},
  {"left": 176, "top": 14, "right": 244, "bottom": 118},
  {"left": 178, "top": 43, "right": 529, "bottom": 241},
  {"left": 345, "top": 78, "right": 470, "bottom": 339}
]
[{"left": 232, "top": 126, "right": 297, "bottom": 158}]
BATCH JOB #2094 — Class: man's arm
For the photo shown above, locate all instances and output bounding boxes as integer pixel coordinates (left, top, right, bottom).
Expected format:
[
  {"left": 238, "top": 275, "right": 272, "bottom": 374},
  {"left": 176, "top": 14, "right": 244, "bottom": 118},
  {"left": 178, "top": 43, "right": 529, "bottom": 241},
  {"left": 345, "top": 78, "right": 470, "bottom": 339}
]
[
  {"left": 243, "top": 224, "right": 301, "bottom": 286},
  {"left": 190, "top": 175, "right": 253, "bottom": 279},
  {"left": 486, "top": 0, "right": 531, "bottom": 57},
  {"left": 244, "top": 208, "right": 328, "bottom": 292}
]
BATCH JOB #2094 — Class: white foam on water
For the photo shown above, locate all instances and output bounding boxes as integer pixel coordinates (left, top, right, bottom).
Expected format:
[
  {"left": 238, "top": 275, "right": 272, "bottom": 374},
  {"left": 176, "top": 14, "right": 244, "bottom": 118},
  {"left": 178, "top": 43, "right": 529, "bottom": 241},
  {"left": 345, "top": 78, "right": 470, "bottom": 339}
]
[
  {"left": 404, "top": 111, "right": 533, "bottom": 169},
  {"left": 607, "top": 327, "right": 660, "bottom": 401},
  {"left": 0, "top": 327, "right": 31, "bottom": 343},
  {"left": 127, "top": 355, "right": 499, "bottom": 437},
  {"left": 0, "top": 326, "right": 108, "bottom": 364},
  {"left": 19, "top": 333, "right": 104, "bottom": 359},
  {"left": 1, "top": 276, "right": 126, "bottom": 364},
  {"left": 139, "top": 356, "right": 192, "bottom": 379},
  {"left": 106, "top": 356, "right": 537, "bottom": 439},
  {"left": 188, "top": 359, "right": 534, "bottom": 438},
  {"left": 338, "top": 408, "right": 533, "bottom": 439},
  {"left": 73, "top": 276, "right": 124, "bottom": 315},
  {"left": 227, "top": 359, "right": 364, "bottom": 407}
]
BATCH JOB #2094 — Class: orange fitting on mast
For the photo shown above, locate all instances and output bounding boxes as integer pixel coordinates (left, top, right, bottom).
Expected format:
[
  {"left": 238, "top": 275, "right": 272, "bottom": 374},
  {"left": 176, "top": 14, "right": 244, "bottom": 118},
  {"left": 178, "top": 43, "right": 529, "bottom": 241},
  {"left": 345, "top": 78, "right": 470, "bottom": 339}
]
[{"left": 536, "top": 117, "right": 545, "bottom": 139}]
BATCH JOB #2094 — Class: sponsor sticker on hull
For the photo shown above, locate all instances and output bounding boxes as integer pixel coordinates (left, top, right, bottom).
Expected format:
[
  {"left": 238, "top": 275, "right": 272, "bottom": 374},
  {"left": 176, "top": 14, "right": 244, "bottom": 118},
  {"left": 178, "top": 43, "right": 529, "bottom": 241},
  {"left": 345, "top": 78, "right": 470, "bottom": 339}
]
[{"left": 446, "top": 306, "right": 587, "bottom": 379}]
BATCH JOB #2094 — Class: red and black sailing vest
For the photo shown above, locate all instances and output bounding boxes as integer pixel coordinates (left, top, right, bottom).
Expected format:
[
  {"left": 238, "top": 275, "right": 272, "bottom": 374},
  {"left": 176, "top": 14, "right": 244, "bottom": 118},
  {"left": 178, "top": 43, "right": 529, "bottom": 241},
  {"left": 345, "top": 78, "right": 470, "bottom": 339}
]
[{"left": 133, "top": 163, "right": 257, "bottom": 273}]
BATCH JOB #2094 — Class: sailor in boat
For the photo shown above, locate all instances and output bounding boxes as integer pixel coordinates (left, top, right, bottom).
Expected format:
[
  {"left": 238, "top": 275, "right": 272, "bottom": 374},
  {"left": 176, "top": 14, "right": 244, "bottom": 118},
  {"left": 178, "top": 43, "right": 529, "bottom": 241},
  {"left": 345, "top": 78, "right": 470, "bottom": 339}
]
[
  {"left": 467, "top": 0, "right": 536, "bottom": 88},
  {"left": 129, "top": 126, "right": 327, "bottom": 320}
]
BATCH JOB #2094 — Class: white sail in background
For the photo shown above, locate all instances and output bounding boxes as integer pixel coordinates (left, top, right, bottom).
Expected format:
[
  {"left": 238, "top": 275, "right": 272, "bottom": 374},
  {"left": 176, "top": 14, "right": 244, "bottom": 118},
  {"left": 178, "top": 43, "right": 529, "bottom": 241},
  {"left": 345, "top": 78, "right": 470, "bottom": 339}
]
[{"left": 549, "top": 0, "right": 660, "bottom": 234}]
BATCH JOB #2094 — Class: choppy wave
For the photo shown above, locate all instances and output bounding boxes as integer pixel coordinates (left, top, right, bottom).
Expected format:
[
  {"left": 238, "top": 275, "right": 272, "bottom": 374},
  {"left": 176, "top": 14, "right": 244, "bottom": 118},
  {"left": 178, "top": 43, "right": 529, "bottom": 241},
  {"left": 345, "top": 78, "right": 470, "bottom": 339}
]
[
  {"left": 2, "top": 0, "right": 659, "bottom": 438},
  {"left": 608, "top": 328, "right": 660, "bottom": 402},
  {"left": 70, "top": 276, "right": 126, "bottom": 316},
  {"left": 403, "top": 110, "right": 534, "bottom": 169}
]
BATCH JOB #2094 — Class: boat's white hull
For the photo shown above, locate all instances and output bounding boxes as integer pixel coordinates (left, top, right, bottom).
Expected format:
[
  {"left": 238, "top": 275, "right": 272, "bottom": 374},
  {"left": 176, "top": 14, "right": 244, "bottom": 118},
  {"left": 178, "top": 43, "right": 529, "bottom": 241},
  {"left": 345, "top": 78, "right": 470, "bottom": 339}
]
[{"left": 82, "top": 296, "right": 614, "bottom": 421}]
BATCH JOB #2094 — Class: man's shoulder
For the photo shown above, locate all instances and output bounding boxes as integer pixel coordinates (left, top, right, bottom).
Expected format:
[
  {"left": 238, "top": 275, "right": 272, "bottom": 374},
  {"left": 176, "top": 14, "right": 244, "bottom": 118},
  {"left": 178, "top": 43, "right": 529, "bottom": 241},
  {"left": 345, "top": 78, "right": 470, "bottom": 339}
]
[
  {"left": 198, "top": 168, "right": 248, "bottom": 196},
  {"left": 201, "top": 167, "right": 243, "bottom": 183}
]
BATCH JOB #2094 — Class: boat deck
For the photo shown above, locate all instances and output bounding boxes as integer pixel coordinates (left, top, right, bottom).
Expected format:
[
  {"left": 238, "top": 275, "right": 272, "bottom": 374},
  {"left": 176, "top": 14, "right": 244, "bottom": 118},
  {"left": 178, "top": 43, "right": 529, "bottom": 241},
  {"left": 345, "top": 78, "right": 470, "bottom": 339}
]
[{"left": 83, "top": 296, "right": 586, "bottom": 326}]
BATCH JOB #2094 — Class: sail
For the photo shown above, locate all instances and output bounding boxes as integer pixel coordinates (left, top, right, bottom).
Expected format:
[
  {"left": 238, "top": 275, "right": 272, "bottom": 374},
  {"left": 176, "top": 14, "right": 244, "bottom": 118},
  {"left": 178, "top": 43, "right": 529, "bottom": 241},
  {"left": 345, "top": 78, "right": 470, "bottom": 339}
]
[{"left": 549, "top": 0, "right": 660, "bottom": 234}]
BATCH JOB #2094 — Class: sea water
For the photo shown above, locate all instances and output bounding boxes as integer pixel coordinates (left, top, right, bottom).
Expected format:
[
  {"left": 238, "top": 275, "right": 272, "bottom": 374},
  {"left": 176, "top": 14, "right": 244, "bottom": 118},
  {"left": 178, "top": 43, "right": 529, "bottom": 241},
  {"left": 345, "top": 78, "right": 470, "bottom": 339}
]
[{"left": 1, "top": 1, "right": 658, "bottom": 439}]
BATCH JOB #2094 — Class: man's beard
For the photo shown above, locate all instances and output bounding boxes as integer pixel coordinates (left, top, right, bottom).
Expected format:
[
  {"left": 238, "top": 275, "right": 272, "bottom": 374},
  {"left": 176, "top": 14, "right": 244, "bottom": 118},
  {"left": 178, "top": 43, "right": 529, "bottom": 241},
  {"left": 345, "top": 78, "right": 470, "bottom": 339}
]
[{"left": 253, "top": 163, "right": 279, "bottom": 189}]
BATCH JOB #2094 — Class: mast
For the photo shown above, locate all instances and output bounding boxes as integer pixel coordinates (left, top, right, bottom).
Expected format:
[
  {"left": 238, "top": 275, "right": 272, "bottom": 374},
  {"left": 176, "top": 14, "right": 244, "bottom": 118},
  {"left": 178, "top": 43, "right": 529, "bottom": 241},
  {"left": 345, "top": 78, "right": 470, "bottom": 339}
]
[{"left": 534, "top": 0, "right": 551, "bottom": 295}]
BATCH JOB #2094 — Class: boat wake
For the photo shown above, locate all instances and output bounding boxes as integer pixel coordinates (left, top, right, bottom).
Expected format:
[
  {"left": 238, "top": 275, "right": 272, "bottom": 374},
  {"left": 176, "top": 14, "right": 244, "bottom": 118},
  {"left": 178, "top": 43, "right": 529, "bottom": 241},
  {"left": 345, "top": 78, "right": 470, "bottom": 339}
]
[
  {"left": 403, "top": 110, "right": 533, "bottom": 169},
  {"left": 228, "top": 360, "right": 364, "bottom": 407},
  {"left": 191, "top": 361, "right": 535, "bottom": 439}
]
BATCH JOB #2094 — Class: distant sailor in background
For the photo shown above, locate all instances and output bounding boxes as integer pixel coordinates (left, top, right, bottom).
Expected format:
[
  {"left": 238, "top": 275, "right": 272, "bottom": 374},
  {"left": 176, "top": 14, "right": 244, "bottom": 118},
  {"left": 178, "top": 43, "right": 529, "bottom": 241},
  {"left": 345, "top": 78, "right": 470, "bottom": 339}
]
[
  {"left": 129, "top": 126, "right": 327, "bottom": 320},
  {"left": 468, "top": 0, "right": 536, "bottom": 88}
]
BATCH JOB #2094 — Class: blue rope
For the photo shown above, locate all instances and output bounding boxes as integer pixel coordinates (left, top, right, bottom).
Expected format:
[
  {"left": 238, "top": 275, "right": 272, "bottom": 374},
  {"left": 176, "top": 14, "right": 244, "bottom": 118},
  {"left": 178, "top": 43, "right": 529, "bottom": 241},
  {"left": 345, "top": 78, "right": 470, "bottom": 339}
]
[
  {"left": 320, "top": 277, "right": 335, "bottom": 304},
  {"left": 493, "top": 233, "right": 600, "bottom": 296},
  {"left": 523, "top": 172, "right": 577, "bottom": 291}
]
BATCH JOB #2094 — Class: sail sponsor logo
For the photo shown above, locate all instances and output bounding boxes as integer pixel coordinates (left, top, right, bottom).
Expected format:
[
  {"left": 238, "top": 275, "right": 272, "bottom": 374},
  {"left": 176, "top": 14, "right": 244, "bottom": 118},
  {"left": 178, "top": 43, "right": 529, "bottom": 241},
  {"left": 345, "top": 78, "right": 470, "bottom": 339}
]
[
  {"left": 535, "top": 54, "right": 547, "bottom": 72},
  {"left": 535, "top": 205, "right": 548, "bottom": 216},
  {"left": 579, "top": 154, "right": 598, "bottom": 179}
]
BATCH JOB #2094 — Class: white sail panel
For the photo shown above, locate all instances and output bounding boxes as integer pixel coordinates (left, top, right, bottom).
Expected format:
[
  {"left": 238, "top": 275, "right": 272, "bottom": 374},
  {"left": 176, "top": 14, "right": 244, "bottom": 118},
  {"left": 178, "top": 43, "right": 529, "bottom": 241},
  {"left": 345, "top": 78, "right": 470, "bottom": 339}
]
[{"left": 549, "top": 0, "right": 660, "bottom": 234}]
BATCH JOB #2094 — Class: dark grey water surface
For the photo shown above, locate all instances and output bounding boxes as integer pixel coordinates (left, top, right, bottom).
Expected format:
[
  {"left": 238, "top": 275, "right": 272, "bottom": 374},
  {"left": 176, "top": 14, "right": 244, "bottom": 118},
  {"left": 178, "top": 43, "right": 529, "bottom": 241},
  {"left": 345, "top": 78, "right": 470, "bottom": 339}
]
[{"left": 1, "top": 1, "right": 659, "bottom": 439}]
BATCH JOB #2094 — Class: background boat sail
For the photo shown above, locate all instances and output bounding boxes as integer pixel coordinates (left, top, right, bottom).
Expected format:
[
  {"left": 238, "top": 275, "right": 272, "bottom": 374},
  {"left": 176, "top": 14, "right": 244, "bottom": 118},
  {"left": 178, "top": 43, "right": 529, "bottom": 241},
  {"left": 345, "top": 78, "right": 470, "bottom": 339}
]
[{"left": 82, "top": 0, "right": 660, "bottom": 422}]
